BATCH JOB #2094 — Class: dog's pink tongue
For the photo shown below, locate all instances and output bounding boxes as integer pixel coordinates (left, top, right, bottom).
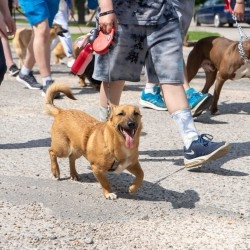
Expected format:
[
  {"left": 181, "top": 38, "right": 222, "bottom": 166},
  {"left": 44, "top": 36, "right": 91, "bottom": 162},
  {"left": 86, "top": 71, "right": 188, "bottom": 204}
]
[{"left": 124, "top": 131, "right": 134, "bottom": 148}]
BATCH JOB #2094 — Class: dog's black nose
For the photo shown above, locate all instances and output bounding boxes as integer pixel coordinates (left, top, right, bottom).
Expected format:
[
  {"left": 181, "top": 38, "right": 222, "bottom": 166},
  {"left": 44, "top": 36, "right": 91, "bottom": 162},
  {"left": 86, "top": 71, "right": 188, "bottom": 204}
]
[{"left": 128, "top": 121, "right": 136, "bottom": 129}]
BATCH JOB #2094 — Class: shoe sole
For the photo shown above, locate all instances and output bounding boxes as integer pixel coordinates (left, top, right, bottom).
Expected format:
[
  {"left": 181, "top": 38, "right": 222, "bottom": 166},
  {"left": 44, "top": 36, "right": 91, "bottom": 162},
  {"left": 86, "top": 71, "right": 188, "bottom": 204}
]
[
  {"left": 16, "top": 76, "right": 42, "bottom": 90},
  {"left": 139, "top": 99, "right": 167, "bottom": 111},
  {"left": 191, "top": 95, "right": 213, "bottom": 118},
  {"left": 9, "top": 70, "right": 20, "bottom": 77},
  {"left": 184, "top": 142, "right": 230, "bottom": 169}
]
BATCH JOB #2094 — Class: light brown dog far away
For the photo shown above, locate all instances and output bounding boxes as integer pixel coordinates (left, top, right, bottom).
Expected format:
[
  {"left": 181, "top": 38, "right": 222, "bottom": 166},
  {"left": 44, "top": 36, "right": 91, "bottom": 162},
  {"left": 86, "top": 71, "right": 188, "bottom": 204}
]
[
  {"left": 44, "top": 83, "right": 144, "bottom": 200},
  {"left": 13, "top": 23, "right": 67, "bottom": 67}
]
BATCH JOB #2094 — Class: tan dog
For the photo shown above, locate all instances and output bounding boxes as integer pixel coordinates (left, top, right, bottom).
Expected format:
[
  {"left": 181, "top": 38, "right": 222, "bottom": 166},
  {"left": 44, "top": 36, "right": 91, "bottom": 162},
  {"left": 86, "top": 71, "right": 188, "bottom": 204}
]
[
  {"left": 187, "top": 36, "right": 250, "bottom": 115},
  {"left": 44, "top": 83, "right": 144, "bottom": 200},
  {"left": 13, "top": 24, "right": 67, "bottom": 67},
  {"left": 53, "top": 41, "right": 70, "bottom": 64}
]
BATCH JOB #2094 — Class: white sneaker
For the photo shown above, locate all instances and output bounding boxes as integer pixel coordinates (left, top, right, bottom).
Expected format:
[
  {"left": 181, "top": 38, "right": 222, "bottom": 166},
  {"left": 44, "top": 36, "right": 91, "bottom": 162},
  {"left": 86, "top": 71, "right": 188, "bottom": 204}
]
[{"left": 67, "top": 59, "right": 75, "bottom": 68}]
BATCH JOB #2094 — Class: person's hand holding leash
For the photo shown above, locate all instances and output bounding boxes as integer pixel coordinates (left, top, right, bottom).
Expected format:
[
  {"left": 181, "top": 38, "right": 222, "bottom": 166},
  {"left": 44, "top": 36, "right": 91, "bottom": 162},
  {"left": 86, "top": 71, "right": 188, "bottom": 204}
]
[
  {"left": 233, "top": 1, "right": 245, "bottom": 21},
  {"left": 98, "top": 0, "right": 117, "bottom": 34}
]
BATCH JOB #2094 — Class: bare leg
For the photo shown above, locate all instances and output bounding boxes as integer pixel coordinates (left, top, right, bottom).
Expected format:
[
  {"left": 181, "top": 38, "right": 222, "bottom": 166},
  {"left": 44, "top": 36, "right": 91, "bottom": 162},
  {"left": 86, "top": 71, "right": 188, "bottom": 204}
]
[
  {"left": 100, "top": 80, "right": 125, "bottom": 107},
  {"left": 1, "top": 36, "right": 15, "bottom": 68},
  {"left": 32, "top": 20, "right": 51, "bottom": 77},
  {"left": 161, "top": 84, "right": 189, "bottom": 114},
  {"left": 23, "top": 19, "right": 51, "bottom": 77}
]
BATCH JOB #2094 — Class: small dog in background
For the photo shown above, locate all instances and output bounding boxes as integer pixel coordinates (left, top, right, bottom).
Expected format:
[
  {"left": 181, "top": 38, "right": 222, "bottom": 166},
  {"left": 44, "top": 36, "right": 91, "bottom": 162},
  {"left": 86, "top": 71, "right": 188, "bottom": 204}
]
[
  {"left": 44, "top": 83, "right": 144, "bottom": 200},
  {"left": 53, "top": 41, "right": 101, "bottom": 90},
  {"left": 187, "top": 36, "right": 250, "bottom": 114},
  {"left": 13, "top": 23, "right": 67, "bottom": 67}
]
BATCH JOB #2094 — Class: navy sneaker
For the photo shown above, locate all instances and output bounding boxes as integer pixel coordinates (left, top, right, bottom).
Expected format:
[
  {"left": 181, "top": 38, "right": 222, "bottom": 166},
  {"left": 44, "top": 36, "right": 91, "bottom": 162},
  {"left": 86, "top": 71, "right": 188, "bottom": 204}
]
[
  {"left": 16, "top": 72, "right": 42, "bottom": 90},
  {"left": 186, "top": 88, "right": 213, "bottom": 117},
  {"left": 140, "top": 86, "right": 167, "bottom": 111},
  {"left": 41, "top": 80, "right": 61, "bottom": 99},
  {"left": 184, "top": 134, "right": 230, "bottom": 168}
]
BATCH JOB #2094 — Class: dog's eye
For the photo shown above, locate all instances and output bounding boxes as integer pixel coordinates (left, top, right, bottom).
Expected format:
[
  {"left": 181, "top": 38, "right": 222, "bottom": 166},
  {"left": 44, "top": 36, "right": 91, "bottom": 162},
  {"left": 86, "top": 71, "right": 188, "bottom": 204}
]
[
  {"left": 134, "top": 111, "right": 140, "bottom": 116},
  {"left": 117, "top": 112, "right": 124, "bottom": 116}
]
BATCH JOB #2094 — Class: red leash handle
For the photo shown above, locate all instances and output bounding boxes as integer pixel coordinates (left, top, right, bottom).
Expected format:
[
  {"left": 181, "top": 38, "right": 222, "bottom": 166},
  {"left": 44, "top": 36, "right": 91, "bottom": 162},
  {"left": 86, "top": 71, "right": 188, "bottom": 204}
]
[{"left": 92, "top": 28, "right": 115, "bottom": 54}]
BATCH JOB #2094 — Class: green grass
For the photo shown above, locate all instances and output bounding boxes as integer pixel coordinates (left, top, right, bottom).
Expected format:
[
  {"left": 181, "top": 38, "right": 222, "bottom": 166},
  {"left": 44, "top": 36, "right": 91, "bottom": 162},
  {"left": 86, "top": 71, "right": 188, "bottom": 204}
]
[
  {"left": 12, "top": 17, "right": 220, "bottom": 43},
  {"left": 72, "top": 31, "right": 221, "bottom": 43},
  {"left": 72, "top": 33, "right": 86, "bottom": 41},
  {"left": 187, "top": 31, "right": 220, "bottom": 41}
]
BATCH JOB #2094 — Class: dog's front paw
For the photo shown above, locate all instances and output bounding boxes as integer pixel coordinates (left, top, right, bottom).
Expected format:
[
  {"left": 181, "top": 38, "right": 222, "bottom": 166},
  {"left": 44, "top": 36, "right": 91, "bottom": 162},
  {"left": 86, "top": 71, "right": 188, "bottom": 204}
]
[
  {"left": 105, "top": 193, "right": 117, "bottom": 200},
  {"left": 70, "top": 172, "right": 80, "bottom": 181},
  {"left": 129, "top": 184, "right": 138, "bottom": 194},
  {"left": 51, "top": 173, "right": 60, "bottom": 180}
]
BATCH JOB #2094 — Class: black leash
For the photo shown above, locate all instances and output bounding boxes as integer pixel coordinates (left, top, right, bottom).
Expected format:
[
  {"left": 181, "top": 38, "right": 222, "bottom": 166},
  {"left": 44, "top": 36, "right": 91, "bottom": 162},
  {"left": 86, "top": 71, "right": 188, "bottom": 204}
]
[
  {"left": 70, "top": 15, "right": 85, "bottom": 34},
  {"left": 13, "top": 7, "right": 26, "bottom": 19}
]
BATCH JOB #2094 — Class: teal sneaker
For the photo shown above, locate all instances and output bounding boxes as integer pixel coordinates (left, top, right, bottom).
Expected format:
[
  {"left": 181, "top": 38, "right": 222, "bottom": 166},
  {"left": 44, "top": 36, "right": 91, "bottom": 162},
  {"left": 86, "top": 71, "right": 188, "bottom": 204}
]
[
  {"left": 140, "top": 86, "right": 167, "bottom": 111},
  {"left": 186, "top": 88, "right": 213, "bottom": 117}
]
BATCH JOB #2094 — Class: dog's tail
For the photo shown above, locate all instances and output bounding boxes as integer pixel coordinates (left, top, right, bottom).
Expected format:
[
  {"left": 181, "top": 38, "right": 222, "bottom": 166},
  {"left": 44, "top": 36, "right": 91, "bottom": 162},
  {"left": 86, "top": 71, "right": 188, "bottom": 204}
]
[{"left": 44, "top": 83, "right": 76, "bottom": 117}]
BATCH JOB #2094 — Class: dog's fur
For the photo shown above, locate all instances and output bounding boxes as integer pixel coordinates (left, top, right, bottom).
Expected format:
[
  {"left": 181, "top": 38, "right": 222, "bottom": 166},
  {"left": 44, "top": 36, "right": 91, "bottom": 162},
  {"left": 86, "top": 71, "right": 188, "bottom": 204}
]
[
  {"left": 44, "top": 83, "right": 143, "bottom": 199},
  {"left": 13, "top": 24, "right": 67, "bottom": 67},
  {"left": 187, "top": 36, "right": 250, "bottom": 114},
  {"left": 53, "top": 41, "right": 70, "bottom": 64},
  {"left": 53, "top": 42, "right": 101, "bottom": 90}
]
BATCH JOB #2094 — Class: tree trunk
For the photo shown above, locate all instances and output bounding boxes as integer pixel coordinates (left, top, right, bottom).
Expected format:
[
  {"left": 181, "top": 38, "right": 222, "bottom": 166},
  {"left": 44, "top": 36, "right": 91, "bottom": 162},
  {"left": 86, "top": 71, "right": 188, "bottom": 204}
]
[{"left": 75, "top": 0, "right": 86, "bottom": 24}]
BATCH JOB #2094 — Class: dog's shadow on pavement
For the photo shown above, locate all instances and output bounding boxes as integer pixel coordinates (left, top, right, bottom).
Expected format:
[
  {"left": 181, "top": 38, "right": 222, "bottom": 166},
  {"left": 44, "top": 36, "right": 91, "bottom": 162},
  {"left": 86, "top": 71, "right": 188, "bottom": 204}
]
[
  {"left": 0, "top": 138, "right": 51, "bottom": 149},
  {"left": 78, "top": 171, "right": 200, "bottom": 209}
]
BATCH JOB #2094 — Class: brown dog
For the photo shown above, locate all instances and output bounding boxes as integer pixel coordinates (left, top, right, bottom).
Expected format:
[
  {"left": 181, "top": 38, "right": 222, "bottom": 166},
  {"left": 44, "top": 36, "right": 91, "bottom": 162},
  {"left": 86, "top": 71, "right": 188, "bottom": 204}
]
[
  {"left": 187, "top": 36, "right": 250, "bottom": 115},
  {"left": 53, "top": 42, "right": 101, "bottom": 90},
  {"left": 44, "top": 83, "right": 144, "bottom": 200},
  {"left": 52, "top": 41, "right": 70, "bottom": 64},
  {"left": 13, "top": 24, "right": 67, "bottom": 67}
]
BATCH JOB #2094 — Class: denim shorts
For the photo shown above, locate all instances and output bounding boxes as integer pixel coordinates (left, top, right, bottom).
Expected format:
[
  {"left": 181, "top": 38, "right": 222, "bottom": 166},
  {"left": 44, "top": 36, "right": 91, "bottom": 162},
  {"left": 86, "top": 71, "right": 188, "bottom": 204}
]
[
  {"left": 93, "top": 20, "right": 184, "bottom": 85},
  {"left": 18, "top": 0, "right": 60, "bottom": 27}
]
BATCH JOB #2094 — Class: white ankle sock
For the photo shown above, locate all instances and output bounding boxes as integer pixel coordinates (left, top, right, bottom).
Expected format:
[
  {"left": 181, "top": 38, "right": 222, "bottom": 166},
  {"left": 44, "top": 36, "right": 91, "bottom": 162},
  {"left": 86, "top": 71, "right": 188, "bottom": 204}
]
[
  {"left": 144, "top": 83, "right": 157, "bottom": 94},
  {"left": 20, "top": 66, "right": 31, "bottom": 75},
  {"left": 99, "top": 106, "right": 109, "bottom": 121},
  {"left": 42, "top": 76, "right": 52, "bottom": 86},
  {"left": 172, "top": 108, "right": 199, "bottom": 149}
]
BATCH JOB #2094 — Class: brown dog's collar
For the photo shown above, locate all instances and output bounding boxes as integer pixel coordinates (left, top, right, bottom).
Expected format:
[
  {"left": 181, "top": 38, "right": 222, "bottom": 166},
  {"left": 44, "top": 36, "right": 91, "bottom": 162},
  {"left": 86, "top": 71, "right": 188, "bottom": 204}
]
[{"left": 108, "top": 161, "right": 119, "bottom": 172}]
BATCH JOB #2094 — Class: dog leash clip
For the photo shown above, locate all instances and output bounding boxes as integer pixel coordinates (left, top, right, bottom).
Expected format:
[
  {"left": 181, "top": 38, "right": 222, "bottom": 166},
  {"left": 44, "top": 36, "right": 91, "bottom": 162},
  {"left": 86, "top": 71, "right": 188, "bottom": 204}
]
[{"left": 89, "top": 28, "right": 98, "bottom": 44}]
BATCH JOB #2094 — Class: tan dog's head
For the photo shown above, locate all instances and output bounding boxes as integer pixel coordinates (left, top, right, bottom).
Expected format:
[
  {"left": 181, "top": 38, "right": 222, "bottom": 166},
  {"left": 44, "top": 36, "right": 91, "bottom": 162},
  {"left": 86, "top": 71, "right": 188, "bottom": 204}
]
[
  {"left": 50, "top": 23, "right": 68, "bottom": 39},
  {"left": 108, "top": 105, "right": 142, "bottom": 149}
]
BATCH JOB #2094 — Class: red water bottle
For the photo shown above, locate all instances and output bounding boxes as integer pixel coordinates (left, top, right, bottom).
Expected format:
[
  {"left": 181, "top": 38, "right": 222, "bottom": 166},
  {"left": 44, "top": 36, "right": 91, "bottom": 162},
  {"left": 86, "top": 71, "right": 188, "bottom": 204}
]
[{"left": 71, "top": 43, "right": 93, "bottom": 76}]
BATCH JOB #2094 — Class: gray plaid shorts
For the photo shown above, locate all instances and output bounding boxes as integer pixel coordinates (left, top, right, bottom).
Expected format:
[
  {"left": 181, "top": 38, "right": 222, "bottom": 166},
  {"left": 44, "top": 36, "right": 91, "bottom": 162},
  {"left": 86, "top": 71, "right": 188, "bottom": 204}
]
[{"left": 93, "top": 19, "right": 184, "bottom": 85}]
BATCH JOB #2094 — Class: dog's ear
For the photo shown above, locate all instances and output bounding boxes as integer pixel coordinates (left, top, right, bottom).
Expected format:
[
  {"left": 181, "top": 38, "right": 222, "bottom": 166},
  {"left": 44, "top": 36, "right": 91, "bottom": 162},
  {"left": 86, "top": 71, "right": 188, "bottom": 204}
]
[{"left": 52, "top": 23, "right": 68, "bottom": 37}]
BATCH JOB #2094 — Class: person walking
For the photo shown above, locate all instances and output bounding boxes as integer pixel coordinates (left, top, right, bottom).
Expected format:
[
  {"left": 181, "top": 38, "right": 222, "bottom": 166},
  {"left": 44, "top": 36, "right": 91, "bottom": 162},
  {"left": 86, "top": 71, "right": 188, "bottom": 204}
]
[
  {"left": 16, "top": 0, "right": 60, "bottom": 97},
  {"left": 0, "top": 0, "right": 16, "bottom": 84},
  {"left": 139, "top": 0, "right": 246, "bottom": 117},
  {"left": 93, "top": 0, "right": 230, "bottom": 169},
  {"left": 51, "top": 0, "right": 76, "bottom": 68}
]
